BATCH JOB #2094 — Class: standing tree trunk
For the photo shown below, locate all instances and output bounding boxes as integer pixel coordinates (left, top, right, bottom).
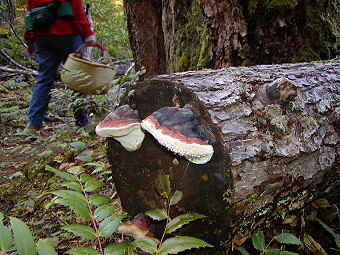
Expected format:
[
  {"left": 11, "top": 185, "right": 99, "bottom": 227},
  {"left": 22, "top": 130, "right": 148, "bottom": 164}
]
[
  {"left": 123, "top": 0, "right": 339, "bottom": 75},
  {"left": 123, "top": 0, "right": 167, "bottom": 76},
  {"left": 0, "top": 0, "right": 16, "bottom": 41},
  {"left": 0, "top": 0, "right": 15, "bottom": 24},
  {"left": 107, "top": 60, "right": 339, "bottom": 253}
]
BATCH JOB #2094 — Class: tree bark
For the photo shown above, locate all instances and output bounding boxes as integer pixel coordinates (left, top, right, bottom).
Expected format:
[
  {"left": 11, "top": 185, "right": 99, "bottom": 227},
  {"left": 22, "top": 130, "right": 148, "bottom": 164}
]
[
  {"left": 123, "top": 0, "right": 166, "bottom": 77},
  {"left": 0, "top": 0, "right": 15, "bottom": 25},
  {"left": 123, "top": 0, "right": 339, "bottom": 75},
  {"left": 108, "top": 59, "right": 339, "bottom": 252}
]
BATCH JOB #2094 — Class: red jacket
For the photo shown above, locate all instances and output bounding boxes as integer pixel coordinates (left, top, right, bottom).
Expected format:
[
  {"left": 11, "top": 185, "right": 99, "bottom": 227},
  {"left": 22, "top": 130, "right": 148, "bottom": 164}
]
[{"left": 25, "top": 0, "right": 94, "bottom": 41}]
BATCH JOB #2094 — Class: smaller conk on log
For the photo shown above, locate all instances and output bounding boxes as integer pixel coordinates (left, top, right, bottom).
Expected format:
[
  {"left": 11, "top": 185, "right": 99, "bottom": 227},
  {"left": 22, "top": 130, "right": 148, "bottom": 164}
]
[{"left": 95, "top": 105, "right": 145, "bottom": 152}]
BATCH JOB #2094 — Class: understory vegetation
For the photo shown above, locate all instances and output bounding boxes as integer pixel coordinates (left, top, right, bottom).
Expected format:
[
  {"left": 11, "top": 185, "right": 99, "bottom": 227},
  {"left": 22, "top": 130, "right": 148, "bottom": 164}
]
[{"left": 0, "top": 0, "right": 339, "bottom": 255}]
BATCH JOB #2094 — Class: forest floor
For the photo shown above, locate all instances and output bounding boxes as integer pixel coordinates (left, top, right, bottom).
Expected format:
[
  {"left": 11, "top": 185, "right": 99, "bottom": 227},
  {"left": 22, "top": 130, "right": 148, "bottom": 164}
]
[
  {"left": 0, "top": 72, "right": 339, "bottom": 255},
  {"left": 0, "top": 72, "right": 125, "bottom": 252}
]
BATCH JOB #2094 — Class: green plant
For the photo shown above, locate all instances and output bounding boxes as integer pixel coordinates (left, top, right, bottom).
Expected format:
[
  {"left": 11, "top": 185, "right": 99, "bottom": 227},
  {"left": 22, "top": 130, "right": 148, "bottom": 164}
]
[
  {"left": 0, "top": 212, "right": 58, "bottom": 255},
  {"left": 46, "top": 163, "right": 126, "bottom": 255},
  {"left": 47, "top": 164, "right": 213, "bottom": 255},
  {"left": 132, "top": 174, "right": 214, "bottom": 255},
  {"left": 85, "top": 0, "right": 131, "bottom": 59},
  {"left": 315, "top": 218, "right": 340, "bottom": 249},
  {"left": 237, "top": 231, "right": 302, "bottom": 255},
  {"left": 265, "top": 0, "right": 298, "bottom": 9}
]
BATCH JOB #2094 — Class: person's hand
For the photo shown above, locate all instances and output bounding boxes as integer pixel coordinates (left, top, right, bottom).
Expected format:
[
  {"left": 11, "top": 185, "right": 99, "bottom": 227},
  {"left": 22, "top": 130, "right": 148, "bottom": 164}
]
[
  {"left": 84, "top": 40, "right": 105, "bottom": 51},
  {"left": 84, "top": 35, "right": 105, "bottom": 51}
]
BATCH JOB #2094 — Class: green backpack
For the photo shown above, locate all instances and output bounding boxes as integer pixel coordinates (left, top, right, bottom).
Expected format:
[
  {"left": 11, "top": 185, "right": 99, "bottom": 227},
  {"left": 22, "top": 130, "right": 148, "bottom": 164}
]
[{"left": 24, "top": 1, "right": 73, "bottom": 31}]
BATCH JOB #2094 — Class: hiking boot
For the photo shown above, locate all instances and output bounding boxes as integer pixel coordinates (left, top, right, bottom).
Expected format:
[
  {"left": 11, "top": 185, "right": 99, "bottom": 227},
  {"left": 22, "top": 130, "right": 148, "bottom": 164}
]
[
  {"left": 21, "top": 124, "right": 48, "bottom": 136},
  {"left": 75, "top": 121, "right": 90, "bottom": 127},
  {"left": 43, "top": 115, "right": 60, "bottom": 122}
]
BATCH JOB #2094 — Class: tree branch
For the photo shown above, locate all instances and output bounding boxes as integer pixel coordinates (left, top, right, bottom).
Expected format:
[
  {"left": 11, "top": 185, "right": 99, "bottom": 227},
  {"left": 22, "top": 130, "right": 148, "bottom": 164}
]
[
  {"left": 0, "top": 49, "right": 37, "bottom": 74},
  {"left": 0, "top": 66, "right": 37, "bottom": 75}
]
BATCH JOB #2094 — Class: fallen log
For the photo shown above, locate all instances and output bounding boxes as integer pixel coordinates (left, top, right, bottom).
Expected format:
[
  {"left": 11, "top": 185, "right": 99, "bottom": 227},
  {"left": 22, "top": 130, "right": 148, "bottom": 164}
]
[{"left": 106, "top": 60, "right": 339, "bottom": 251}]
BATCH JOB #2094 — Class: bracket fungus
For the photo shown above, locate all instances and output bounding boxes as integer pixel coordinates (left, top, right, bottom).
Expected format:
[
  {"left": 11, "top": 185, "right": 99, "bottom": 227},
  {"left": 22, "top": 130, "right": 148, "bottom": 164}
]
[
  {"left": 141, "top": 107, "right": 214, "bottom": 164},
  {"left": 117, "top": 214, "right": 154, "bottom": 239},
  {"left": 95, "top": 105, "right": 145, "bottom": 152}
]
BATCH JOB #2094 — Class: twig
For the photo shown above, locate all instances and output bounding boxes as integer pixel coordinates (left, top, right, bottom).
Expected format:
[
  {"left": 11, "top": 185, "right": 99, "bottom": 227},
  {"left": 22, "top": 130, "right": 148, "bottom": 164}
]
[
  {"left": 125, "top": 62, "right": 135, "bottom": 76},
  {"left": 0, "top": 66, "right": 37, "bottom": 75},
  {"left": 4, "top": 0, "right": 27, "bottom": 48},
  {"left": 0, "top": 72, "right": 17, "bottom": 79},
  {"left": 0, "top": 49, "right": 38, "bottom": 74},
  {"left": 9, "top": 22, "right": 27, "bottom": 48},
  {"left": 112, "top": 58, "right": 134, "bottom": 65},
  {"left": 2, "top": 97, "right": 18, "bottom": 101},
  {"left": 80, "top": 182, "right": 104, "bottom": 255}
]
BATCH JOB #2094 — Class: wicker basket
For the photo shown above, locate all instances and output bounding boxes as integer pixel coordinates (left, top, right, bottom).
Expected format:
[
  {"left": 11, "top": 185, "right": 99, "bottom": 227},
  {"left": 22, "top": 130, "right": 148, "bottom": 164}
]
[{"left": 61, "top": 53, "right": 116, "bottom": 95}]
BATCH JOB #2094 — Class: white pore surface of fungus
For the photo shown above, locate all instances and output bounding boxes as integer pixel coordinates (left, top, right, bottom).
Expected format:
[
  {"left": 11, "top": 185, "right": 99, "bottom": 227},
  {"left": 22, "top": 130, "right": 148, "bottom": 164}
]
[
  {"left": 141, "top": 118, "right": 214, "bottom": 164},
  {"left": 96, "top": 121, "right": 145, "bottom": 152}
]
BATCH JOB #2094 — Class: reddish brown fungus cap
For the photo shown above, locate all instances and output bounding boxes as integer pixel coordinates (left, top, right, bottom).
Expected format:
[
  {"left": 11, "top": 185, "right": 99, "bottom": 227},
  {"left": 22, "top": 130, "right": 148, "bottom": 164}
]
[
  {"left": 96, "top": 105, "right": 142, "bottom": 137},
  {"left": 96, "top": 105, "right": 145, "bottom": 152},
  {"left": 117, "top": 214, "right": 154, "bottom": 239},
  {"left": 141, "top": 107, "right": 214, "bottom": 164}
]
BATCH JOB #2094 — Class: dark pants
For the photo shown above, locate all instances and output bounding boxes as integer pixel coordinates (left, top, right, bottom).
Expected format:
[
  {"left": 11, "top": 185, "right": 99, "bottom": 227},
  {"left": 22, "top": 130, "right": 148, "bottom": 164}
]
[{"left": 28, "top": 34, "right": 89, "bottom": 128}]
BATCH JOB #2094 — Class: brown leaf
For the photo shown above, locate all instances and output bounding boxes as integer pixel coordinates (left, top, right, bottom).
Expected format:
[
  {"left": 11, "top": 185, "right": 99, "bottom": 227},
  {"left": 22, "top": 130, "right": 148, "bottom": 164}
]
[
  {"left": 283, "top": 215, "right": 298, "bottom": 226},
  {"left": 303, "top": 234, "right": 327, "bottom": 255},
  {"left": 59, "top": 162, "right": 76, "bottom": 170},
  {"left": 312, "top": 199, "right": 331, "bottom": 209},
  {"left": 232, "top": 234, "right": 248, "bottom": 246}
]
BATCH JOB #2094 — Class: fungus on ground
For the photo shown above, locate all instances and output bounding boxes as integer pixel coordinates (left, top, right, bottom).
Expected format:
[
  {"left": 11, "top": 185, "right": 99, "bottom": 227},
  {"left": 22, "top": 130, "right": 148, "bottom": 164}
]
[
  {"left": 141, "top": 107, "right": 214, "bottom": 164},
  {"left": 117, "top": 214, "right": 154, "bottom": 239},
  {"left": 95, "top": 105, "right": 145, "bottom": 152}
]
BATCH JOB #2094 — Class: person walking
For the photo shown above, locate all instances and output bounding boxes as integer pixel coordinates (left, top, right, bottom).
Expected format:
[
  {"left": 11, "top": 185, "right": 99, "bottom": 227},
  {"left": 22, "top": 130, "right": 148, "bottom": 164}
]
[{"left": 24, "top": 0, "right": 103, "bottom": 135}]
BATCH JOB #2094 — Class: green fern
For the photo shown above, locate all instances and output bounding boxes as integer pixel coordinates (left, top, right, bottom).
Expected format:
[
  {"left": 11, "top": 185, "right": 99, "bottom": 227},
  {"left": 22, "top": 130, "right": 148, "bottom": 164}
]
[{"left": 266, "top": 0, "right": 298, "bottom": 9}]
